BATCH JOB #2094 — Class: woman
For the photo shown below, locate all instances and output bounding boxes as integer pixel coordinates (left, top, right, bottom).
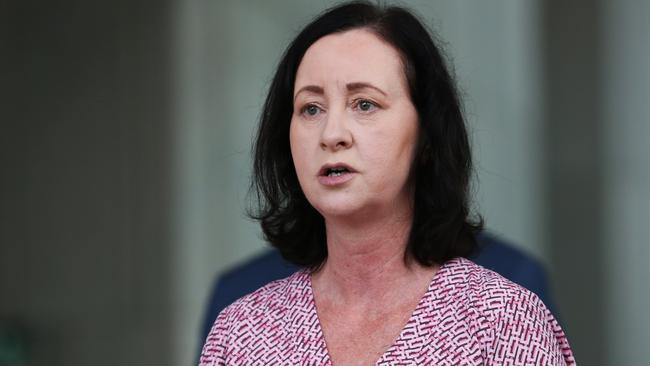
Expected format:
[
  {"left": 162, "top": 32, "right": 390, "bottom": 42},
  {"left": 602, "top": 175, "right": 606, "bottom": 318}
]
[{"left": 200, "top": 2, "right": 575, "bottom": 365}]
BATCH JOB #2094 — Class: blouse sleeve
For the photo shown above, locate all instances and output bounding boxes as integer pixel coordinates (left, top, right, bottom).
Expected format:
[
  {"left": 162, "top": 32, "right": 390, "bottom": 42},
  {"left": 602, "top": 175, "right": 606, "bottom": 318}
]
[
  {"left": 198, "top": 309, "right": 230, "bottom": 366},
  {"left": 487, "top": 291, "right": 576, "bottom": 365}
]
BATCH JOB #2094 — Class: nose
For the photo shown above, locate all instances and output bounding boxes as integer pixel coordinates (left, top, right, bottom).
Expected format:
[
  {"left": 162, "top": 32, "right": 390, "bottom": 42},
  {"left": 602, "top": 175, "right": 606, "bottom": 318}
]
[{"left": 319, "top": 108, "right": 353, "bottom": 151}]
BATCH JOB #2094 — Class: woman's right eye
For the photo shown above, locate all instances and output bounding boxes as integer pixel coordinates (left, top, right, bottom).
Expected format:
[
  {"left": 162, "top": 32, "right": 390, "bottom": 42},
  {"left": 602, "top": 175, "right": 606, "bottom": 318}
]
[{"left": 301, "top": 104, "right": 322, "bottom": 117}]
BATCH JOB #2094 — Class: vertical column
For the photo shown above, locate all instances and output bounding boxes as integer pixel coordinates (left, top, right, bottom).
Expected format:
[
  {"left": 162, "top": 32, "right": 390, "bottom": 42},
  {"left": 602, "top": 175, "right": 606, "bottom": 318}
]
[
  {"left": 601, "top": 1, "right": 650, "bottom": 364},
  {"left": 542, "top": 1, "right": 605, "bottom": 364}
]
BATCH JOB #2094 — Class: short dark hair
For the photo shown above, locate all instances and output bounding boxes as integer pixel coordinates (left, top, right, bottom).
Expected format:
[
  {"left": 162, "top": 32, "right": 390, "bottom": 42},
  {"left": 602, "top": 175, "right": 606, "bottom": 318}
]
[{"left": 249, "top": 1, "right": 483, "bottom": 269}]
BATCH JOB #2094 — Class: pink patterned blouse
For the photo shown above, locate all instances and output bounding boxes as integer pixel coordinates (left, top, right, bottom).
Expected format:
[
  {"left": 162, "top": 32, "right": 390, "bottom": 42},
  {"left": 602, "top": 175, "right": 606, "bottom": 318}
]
[{"left": 200, "top": 257, "right": 576, "bottom": 365}]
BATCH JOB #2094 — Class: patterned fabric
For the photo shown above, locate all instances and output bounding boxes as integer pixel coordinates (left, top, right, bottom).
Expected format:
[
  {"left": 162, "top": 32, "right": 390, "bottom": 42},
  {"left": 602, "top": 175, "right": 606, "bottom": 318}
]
[{"left": 200, "top": 257, "right": 576, "bottom": 365}]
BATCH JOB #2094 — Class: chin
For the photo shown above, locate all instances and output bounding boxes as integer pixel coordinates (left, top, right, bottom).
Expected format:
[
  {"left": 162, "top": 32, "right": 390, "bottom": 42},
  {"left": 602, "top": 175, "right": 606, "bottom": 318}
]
[
  {"left": 309, "top": 196, "right": 364, "bottom": 219},
  {"left": 311, "top": 197, "right": 382, "bottom": 222},
  {"left": 317, "top": 207, "right": 360, "bottom": 220}
]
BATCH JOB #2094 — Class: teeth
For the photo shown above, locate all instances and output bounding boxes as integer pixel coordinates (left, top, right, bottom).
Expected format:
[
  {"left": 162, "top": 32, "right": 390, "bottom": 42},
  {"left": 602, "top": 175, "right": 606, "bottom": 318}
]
[{"left": 326, "top": 167, "right": 348, "bottom": 177}]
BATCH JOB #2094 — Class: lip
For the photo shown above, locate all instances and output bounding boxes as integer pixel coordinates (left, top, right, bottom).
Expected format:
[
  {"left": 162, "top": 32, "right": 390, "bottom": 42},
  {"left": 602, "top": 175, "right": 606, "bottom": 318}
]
[
  {"left": 317, "top": 162, "right": 357, "bottom": 177},
  {"left": 317, "top": 162, "right": 357, "bottom": 187}
]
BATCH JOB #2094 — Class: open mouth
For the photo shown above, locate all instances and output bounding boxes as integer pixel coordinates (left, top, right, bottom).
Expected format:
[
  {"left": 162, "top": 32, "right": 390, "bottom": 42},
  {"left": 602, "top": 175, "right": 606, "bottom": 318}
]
[
  {"left": 319, "top": 163, "right": 356, "bottom": 177},
  {"left": 317, "top": 163, "right": 356, "bottom": 185},
  {"left": 318, "top": 163, "right": 356, "bottom": 178},
  {"left": 324, "top": 167, "right": 350, "bottom": 177}
]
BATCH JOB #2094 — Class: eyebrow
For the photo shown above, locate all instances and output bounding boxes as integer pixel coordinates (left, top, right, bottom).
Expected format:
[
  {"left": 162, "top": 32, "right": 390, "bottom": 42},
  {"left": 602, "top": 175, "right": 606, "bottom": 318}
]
[
  {"left": 346, "top": 82, "right": 387, "bottom": 96},
  {"left": 293, "top": 85, "right": 324, "bottom": 102},
  {"left": 293, "top": 82, "right": 387, "bottom": 102}
]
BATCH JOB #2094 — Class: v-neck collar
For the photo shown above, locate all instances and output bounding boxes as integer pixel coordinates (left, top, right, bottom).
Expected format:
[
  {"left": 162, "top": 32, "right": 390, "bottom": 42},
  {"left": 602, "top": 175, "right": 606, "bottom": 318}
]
[{"left": 303, "top": 258, "right": 458, "bottom": 365}]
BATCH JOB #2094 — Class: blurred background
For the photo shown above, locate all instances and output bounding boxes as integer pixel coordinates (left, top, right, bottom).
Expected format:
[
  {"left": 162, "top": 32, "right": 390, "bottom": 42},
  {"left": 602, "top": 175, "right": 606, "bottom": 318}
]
[{"left": 1, "top": 0, "right": 648, "bottom": 365}]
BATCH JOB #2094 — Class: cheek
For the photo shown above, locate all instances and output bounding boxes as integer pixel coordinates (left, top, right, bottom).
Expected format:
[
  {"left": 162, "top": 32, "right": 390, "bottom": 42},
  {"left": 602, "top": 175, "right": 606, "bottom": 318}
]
[
  {"left": 370, "top": 121, "right": 418, "bottom": 164},
  {"left": 391, "top": 111, "right": 419, "bottom": 167},
  {"left": 365, "top": 120, "right": 418, "bottom": 187},
  {"left": 289, "top": 122, "right": 301, "bottom": 169},
  {"left": 289, "top": 120, "right": 310, "bottom": 179}
]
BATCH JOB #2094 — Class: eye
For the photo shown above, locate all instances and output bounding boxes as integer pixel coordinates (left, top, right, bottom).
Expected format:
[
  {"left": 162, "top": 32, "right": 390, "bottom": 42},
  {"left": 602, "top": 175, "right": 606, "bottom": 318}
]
[
  {"left": 300, "top": 104, "right": 323, "bottom": 117},
  {"left": 354, "top": 99, "right": 379, "bottom": 113}
]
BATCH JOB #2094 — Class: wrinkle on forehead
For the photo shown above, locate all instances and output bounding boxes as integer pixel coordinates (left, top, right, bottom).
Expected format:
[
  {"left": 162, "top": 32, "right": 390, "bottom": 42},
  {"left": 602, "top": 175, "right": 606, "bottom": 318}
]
[{"left": 294, "top": 28, "right": 410, "bottom": 99}]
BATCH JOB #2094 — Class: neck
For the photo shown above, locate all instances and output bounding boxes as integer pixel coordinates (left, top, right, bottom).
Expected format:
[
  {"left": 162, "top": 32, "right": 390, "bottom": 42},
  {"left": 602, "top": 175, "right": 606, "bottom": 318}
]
[{"left": 312, "top": 204, "right": 432, "bottom": 306}]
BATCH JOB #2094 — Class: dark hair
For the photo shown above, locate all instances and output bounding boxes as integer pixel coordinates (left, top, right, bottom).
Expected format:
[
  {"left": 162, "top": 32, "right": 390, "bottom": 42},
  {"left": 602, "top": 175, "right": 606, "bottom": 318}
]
[{"left": 249, "top": 1, "right": 483, "bottom": 268}]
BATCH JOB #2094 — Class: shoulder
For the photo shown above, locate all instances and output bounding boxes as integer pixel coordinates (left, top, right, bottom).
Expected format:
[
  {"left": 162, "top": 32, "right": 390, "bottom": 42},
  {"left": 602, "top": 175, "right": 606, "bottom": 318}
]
[
  {"left": 199, "top": 270, "right": 310, "bottom": 365},
  {"left": 437, "top": 257, "right": 576, "bottom": 365},
  {"left": 221, "top": 268, "right": 308, "bottom": 321},
  {"left": 209, "top": 250, "right": 298, "bottom": 313},
  {"left": 443, "top": 257, "right": 541, "bottom": 314},
  {"left": 472, "top": 233, "right": 557, "bottom": 315},
  {"left": 434, "top": 257, "right": 541, "bottom": 312}
]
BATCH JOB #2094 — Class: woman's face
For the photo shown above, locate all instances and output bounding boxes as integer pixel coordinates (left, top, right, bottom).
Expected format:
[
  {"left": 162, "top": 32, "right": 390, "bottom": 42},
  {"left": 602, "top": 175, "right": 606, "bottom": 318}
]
[{"left": 290, "top": 28, "right": 419, "bottom": 220}]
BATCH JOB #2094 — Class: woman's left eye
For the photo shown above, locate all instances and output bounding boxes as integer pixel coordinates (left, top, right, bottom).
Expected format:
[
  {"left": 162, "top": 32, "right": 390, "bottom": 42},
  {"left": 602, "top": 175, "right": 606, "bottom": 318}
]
[{"left": 354, "top": 99, "right": 378, "bottom": 113}]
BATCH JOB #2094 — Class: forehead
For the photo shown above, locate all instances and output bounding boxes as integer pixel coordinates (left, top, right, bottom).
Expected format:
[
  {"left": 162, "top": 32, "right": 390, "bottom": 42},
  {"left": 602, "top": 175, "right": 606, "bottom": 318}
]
[{"left": 294, "top": 28, "right": 407, "bottom": 94}]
